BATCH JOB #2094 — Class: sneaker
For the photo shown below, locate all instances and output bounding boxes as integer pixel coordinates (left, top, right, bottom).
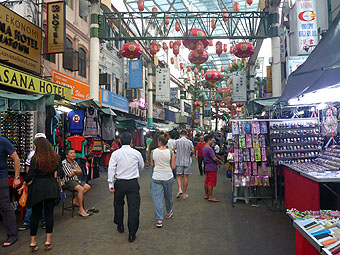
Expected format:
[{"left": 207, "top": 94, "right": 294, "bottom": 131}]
[
  {"left": 18, "top": 224, "right": 29, "bottom": 231},
  {"left": 176, "top": 191, "right": 183, "bottom": 198},
  {"left": 165, "top": 210, "right": 173, "bottom": 219},
  {"left": 156, "top": 221, "right": 163, "bottom": 228},
  {"left": 40, "top": 223, "right": 46, "bottom": 229},
  {"left": 183, "top": 194, "right": 189, "bottom": 200}
]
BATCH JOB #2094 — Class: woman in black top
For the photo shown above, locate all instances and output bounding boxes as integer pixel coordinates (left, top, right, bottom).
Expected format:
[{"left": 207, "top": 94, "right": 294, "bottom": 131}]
[{"left": 18, "top": 137, "right": 60, "bottom": 252}]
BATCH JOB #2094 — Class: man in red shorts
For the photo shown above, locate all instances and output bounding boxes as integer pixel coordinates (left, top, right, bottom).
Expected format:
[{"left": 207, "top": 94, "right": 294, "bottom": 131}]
[{"left": 203, "top": 135, "right": 223, "bottom": 202}]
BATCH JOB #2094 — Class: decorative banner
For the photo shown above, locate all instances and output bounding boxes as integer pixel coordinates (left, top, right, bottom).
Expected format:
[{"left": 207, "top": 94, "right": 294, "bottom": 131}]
[
  {"left": 184, "top": 102, "right": 192, "bottom": 113},
  {"left": 204, "top": 103, "right": 212, "bottom": 119},
  {"left": 128, "top": 59, "right": 143, "bottom": 88},
  {"left": 101, "top": 88, "right": 129, "bottom": 113},
  {"left": 232, "top": 71, "right": 247, "bottom": 102},
  {"left": 0, "top": 63, "right": 71, "bottom": 99},
  {"left": 156, "top": 68, "right": 170, "bottom": 102},
  {"left": 296, "top": 0, "right": 318, "bottom": 55},
  {"left": 170, "top": 87, "right": 180, "bottom": 109},
  {"left": 153, "top": 106, "right": 165, "bottom": 120},
  {"left": 266, "top": 66, "right": 272, "bottom": 93},
  {"left": 47, "top": 1, "right": 65, "bottom": 54},
  {"left": 279, "top": 25, "right": 285, "bottom": 62},
  {"left": 51, "top": 70, "right": 90, "bottom": 99},
  {"left": 0, "top": 5, "right": 42, "bottom": 74},
  {"left": 287, "top": 56, "right": 308, "bottom": 76}
]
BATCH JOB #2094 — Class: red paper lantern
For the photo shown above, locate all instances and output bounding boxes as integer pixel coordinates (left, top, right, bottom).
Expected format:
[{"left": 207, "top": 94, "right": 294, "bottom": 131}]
[
  {"left": 201, "top": 70, "right": 205, "bottom": 76},
  {"left": 169, "top": 41, "right": 174, "bottom": 49},
  {"left": 196, "top": 75, "right": 200, "bottom": 80},
  {"left": 194, "top": 67, "right": 198, "bottom": 74},
  {"left": 205, "top": 70, "right": 221, "bottom": 86},
  {"left": 162, "top": 42, "right": 168, "bottom": 51},
  {"left": 175, "top": 21, "right": 181, "bottom": 32},
  {"left": 149, "top": 41, "right": 158, "bottom": 55},
  {"left": 221, "top": 66, "right": 225, "bottom": 72},
  {"left": 223, "top": 44, "right": 228, "bottom": 53},
  {"left": 211, "top": 18, "right": 216, "bottom": 29},
  {"left": 173, "top": 41, "right": 180, "bottom": 55},
  {"left": 230, "top": 46, "right": 234, "bottom": 54},
  {"left": 209, "top": 40, "right": 213, "bottom": 46},
  {"left": 246, "top": 0, "right": 253, "bottom": 5},
  {"left": 188, "top": 49, "right": 209, "bottom": 67},
  {"left": 170, "top": 57, "right": 174, "bottom": 65},
  {"left": 183, "top": 28, "right": 209, "bottom": 50},
  {"left": 165, "top": 14, "right": 170, "bottom": 25},
  {"left": 233, "top": 59, "right": 238, "bottom": 66},
  {"left": 205, "top": 102, "right": 208, "bottom": 107},
  {"left": 234, "top": 42, "right": 255, "bottom": 58},
  {"left": 196, "top": 41, "right": 205, "bottom": 54},
  {"left": 180, "top": 63, "right": 184, "bottom": 69},
  {"left": 138, "top": 0, "right": 144, "bottom": 12},
  {"left": 228, "top": 62, "right": 232, "bottom": 69},
  {"left": 216, "top": 41, "right": 223, "bottom": 56},
  {"left": 223, "top": 12, "right": 229, "bottom": 22},
  {"left": 233, "top": 2, "right": 240, "bottom": 12},
  {"left": 177, "top": 40, "right": 182, "bottom": 46},
  {"left": 120, "top": 42, "right": 142, "bottom": 60},
  {"left": 187, "top": 66, "right": 191, "bottom": 72},
  {"left": 152, "top": 7, "right": 158, "bottom": 18}
]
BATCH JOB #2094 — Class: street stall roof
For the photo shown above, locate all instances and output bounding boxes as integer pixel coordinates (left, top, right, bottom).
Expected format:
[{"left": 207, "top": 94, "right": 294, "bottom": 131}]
[
  {"left": 278, "top": 12, "right": 340, "bottom": 104},
  {"left": 0, "top": 91, "right": 45, "bottom": 100},
  {"left": 246, "top": 97, "right": 278, "bottom": 114}
]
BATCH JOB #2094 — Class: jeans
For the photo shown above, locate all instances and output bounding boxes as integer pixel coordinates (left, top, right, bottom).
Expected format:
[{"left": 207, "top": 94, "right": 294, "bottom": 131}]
[
  {"left": 151, "top": 178, "right": 174, "bottom": 221},
  {"left": 23, "top": 207, "right": 46, "bottom": 225}
]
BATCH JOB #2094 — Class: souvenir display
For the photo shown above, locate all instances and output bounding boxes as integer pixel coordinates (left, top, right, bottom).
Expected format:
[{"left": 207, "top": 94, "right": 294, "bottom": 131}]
[{"left": 270, "top": 119, "right": 322, "bottom": 165}]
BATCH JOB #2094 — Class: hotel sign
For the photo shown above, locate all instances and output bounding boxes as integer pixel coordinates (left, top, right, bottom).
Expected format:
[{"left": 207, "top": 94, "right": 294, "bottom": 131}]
[
  {"left": 0, "top": 63, "right": 72, "bottom": 99},
  {"left": 47, "top": 1, "right": 65, "bottom": 54},
  {"left": 0, "top": 5, "right": 42, "bottom": 74}
]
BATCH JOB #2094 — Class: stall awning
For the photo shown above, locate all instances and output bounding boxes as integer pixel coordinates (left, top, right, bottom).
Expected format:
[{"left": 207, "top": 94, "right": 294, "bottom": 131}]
[
  {"left": 100, "top": 108, "right": 117, "bottom": 116},
  {"left": 246, "top": 97, "right": 278, "bottom": 115},
  {"left": 0, "top": 90, "right": 45, "bottom": 100},
  {"left": 278, "top": 12, "right": 340, "bottom": 104}
]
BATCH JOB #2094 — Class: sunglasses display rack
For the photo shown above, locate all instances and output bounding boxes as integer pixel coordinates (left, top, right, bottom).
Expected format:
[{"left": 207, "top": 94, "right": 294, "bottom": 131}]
[
  {"left": 270, "top": 118, "right": 322, "bottom": 165},
  {"left": 0, "top": 111, "right": 37, "bottom": 172}
]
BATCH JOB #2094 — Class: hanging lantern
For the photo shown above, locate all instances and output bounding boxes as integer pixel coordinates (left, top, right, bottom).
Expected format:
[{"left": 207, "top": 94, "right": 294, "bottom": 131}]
[
  {"left": 228, "top": 62, "right": 232, "bottom": 70},
  {"left": 215, "top": 41, "right": 222, "bottom": 56},
  {"left": 211, "top": 18, "right": 216, "bottom": 29},
  {"left": 169, "top": 41, "right": 174, "bottom": 49},
  {"left": 183, "top": 28, "right": 209, "bottom": 50},
  {"left": 233, "top": 2, "right": 240, "bottom": 12},
  {"left": 180, "top": 63, "right": 184, "bottom": 70},
  {"left": 157, "top": 43, "right": 161, "bottom": 52},
  {"left": 201, "top": 70, "right": 205, "bottom": 76},
  {"left": 196, "top": 41, "right": 205, "bottom": 54},
  {"left": 205, "top": 70, "right": 221, "bottom": 86},
  {"left": 205, "top": 102, "right": 208, "bottom": 107},
  {"left": 188, "top": 49, "right": 209, "bottom": 67},
  {"left": 149, "top": 41, "right": 158, "bottom": 55},
  {"left": 221, "top": 66, "right": 225, "bottom": 72},
  {"left": 230, "top": 46, "right": 235, "bottom": 54},
  {"left": 246, "top": 0, "right": 253, "bottom": 5},
  {"left": 209, "top": 40, "right": 213, "bottom": 47},
  {"left": 165, "top": 14, "right": 170, "bottom": 25},
  {"left": 223, "top": 12, "right": 229, "bottom": 22},
  {"left": 170, "top": 57, "right": 174, "bottom": 65},
  {"left": 152, "top": 7, "right": 158, "bottom": 18},
  {"left": 120, "top": 42, "right": 142, "bottom": 60},
  {"left": 162, "top": 42, "right": 168, "bottom": 51},
  {"left": 212, "top": 102, "right": 215, "bottom": 107},
  {"left": 138, "top": 0, "right": 144, "bottom": 12},
  {"left": 187, "top": 66, "right": 191, "bottom": 72},
  {"left": 175, "top": 21, "right": 181, "bottom": 32},
  {"left": 196, "top": 75, "right": 200, "bottom": 80},
  {"left": 223, "top": 44, "right": 228, "bottom": 53},
  {"left": 173, "top": 41, "right": 180, "bottom": 56},
  {"left": 194, "top": 67, "right": 198, "bottom": 74},
  {"left": 234, "top": 42, "right": 255, "bottom": 58},
  {"left": 233, "top": 59, "right": 238, "bottom": 66}
]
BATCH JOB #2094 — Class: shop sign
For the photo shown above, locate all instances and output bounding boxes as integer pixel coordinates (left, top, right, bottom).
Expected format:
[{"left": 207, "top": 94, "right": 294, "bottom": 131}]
[
  {"left": 296, "top": 0, "right": 318, "bottom": 55},
  {"left": 232, "top": 71, "right": 247, "bottom": 102},
  {"left": 47, "top": 1, "right": 65, "bottom": 54},
  {"left": 169, "top": 87, "right": 180, "bottom": 109},
  {"left": 51, "top": 70, "right": 90, "bottom": 99},
  {"left": 184, "top": 102, "right": 191, "bottom": 114},
  {"left": 266, "top": 66, "right": 272, "bottom": 93},
  {"left": 139, "top": 97, "right": 146, "bottom": 109},
  {"left": 0, "top": 5, "right": 42, "bottom": 74},
  {"left": 204, "top": 103, "right": 212, "bottom": 119},
  {"left": 287, "top": 56, "right": 308, "bottom": 76},
  {"left": 101, "top": 88, "right": 129, "bottom": 113},
  {"left": 279, "top": 25, "right": 286, "bottom": 62},
  {"left": 153, "top": 106, "right": 165, "bottom": 120},
  {"left": 128, "top": 59, "right": 142, "bottom": 89},
  {"left": 156, "top": 68, "right": 170, "bottom": 102},
  {"left": 0, "top": 63, "right": 71, "bottom": 99}
]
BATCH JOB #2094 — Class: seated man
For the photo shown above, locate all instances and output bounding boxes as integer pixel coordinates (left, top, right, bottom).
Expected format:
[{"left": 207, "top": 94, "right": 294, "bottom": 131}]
[{"left": 61, "top": 148, "right": 91, "bottom": 217}]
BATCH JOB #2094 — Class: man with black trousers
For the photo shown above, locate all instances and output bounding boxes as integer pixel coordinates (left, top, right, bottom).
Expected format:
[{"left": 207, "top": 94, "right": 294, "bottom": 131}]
[{"left": 108, "top": 132, "right": 144, "bottom": 243}]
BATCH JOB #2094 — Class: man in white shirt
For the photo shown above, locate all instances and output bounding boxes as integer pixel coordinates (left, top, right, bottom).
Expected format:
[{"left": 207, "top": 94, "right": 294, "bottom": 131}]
[{"left": 108, "top": 132, "right": 144, "bottom": 243}]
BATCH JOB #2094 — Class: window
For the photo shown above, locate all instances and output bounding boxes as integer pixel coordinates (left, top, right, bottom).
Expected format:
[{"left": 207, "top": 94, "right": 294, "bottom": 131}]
[
  {"left": 66, "top": 0, "right": 73, "bottom": 9},
  {"left": 78, "top": 48, "right": 87, "bottom": 77},
  {"left": 63, "top": 38, "right": 73, "bottom": 70},
  {"left": 79, "top": 0, "right": 89, "bottom": 21},
  {"left": 115, "top": 78, "right": 119, "bottom": 94},
  {"left": 42, "top": 24, "right": 55, "bottom": 63}
]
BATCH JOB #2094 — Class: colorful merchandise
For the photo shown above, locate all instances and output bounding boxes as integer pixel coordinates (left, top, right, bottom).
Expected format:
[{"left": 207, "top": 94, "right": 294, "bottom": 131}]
[
  {"left": 239, "top": 136, "right": 246, "bottom": 149},
  {"left": 252, "top": 162, "right": 258, "bottom": 175},
  {"left": 244, "top": 122, "right": 251, "bottom": 134},
  {"left": 67, "top": 110, "right": 85, "bottom": 134},
  {"left": 246, "top": 134, "right": 252, "bottom": 148},
  {"left": 259, "top": 135, "right": 266, "bottom": 148},
  {"left": 243, "top": 149, "right": 250, "bottom": 162},
  {"left": 255, "top": 147, "right": 262, "bottom": 162},
  {"left": 232, "top": 122, "right": 239, "bottom": 135},
  {"left": 252, "top": 121, "right": 260, "bottom": 135},
  {"left": 260, "top": 121, "right": 268, "bottom": 134},
  {"left": 261, "top": 148, "right": 267, "bottom": 161},
  {"left": 83, "top": 108, "right": 100, "bottom": 137},
  {"left": 67, "top": 136, "right": 86, "bottom": 152},
  {"left": 239, "top": 122, "right": 245, "bottom": 135}
]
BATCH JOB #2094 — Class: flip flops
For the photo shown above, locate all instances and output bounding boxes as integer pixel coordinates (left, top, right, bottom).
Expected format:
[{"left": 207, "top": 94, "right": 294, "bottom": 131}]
[
  {"left": 87, "top": 207, "right": 99, "bottom": 213},
  {"left": 2, "top": 237, "right": 17, "bottom": 247},
  {"left": 208, "top": 198, "right": 220, "bottom": 202}
]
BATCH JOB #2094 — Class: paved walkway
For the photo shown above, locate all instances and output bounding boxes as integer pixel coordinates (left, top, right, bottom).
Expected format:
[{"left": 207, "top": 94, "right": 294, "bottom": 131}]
[{"left": 1, "top": 160, "right": 295, "bottom": 255}]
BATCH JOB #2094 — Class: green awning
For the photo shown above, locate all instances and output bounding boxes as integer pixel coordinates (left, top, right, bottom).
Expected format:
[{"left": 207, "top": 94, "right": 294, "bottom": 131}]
[
  {"left": 246, "top": 97, "right": 279, "bottom": 115},
  {"left": 101, "top": 107, "right": 117, "bottom": 116},
  {"left": 0, "top": 90, "right": 45, "bottom": 100}
]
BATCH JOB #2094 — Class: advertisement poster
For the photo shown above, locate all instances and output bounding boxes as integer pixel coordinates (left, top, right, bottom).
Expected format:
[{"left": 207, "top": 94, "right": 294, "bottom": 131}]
[
  {"left": 232, "top": 71, "right": 247, "bottom": 102},
  {"left": 296, "top": 0, "right": 318, "bottom": 55},
  {"left": 128, "top": 59, "right": 143, "bottom": 88},
  {"left": 156, "top": 68, "right": 170, "bottom": 102},
  {"left": 287, "top": 56, "right": 308, "bottom": 76},
  {"left": 170, "top": 87, "right": 180, "bottom": 109}
]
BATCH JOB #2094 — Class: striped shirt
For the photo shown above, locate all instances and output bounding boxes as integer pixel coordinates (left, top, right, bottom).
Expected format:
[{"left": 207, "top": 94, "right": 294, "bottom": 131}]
[
  {"left": 175, "top": 137, "right": 194, "bottom": 167},
  {"left": 61, "top": 159, "right": 80, "bottom": 186}
]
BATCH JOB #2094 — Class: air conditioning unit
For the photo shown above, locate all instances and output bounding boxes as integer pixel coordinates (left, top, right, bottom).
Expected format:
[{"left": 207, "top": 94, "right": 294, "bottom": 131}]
[{"left": 99, "top": 73, "right": 111, "bottom": 85}]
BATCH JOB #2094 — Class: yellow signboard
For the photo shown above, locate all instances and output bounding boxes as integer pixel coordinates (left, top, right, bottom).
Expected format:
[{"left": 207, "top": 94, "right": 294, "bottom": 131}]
[
  {"left": 0, "top": 64, "right": 72, "bottom": 99},
  {"left": 266, "top": 66, "right": 272, "bottom": 93},
  {"left": 0, "top": 5, "right": 42, "bottom": 74},
  {"left": 47, "top": 1, "right": 65, "bottom": 54}
]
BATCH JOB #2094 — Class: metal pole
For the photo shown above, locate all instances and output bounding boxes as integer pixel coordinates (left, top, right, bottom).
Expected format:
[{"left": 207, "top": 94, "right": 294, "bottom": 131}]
[
  {"left": 147, "top": 63, "right": 153, "bottom": 126},
  {"left": 89, "top": 0, "right": 100, "bottom": 102}
]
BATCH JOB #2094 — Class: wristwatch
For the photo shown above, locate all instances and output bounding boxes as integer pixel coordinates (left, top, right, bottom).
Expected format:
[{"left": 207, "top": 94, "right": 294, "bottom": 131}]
[{"left": 15, "top": 176, "right": 20, "bottom": 180}]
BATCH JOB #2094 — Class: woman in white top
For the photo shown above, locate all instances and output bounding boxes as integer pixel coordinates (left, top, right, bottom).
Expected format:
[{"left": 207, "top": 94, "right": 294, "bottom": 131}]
[{"left": 150, "top": 135, "right": 176, "bottom": 228}]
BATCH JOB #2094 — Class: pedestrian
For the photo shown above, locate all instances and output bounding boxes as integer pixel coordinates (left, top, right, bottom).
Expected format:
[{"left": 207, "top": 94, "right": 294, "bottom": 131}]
[
  {"left": 145, "top": 134, "right": 153, "bottom": 168},
  {"left": 174, "top": 130, "right": 194, "bottom": 199},
  {"left": 167, "top": 130, "right": 177, "bottom": 178},
  {"left": 203, "top": 135, "right": 223, "bottom": 202},
  {"left": 196, "top": 135, "right": 206, "bottom": 175},
  {"left": 18, "top": 137, "right": 60, "bottom": 251},
  {"left": 0, "top": 136, "right": 20, "bottom": 247},
  {"left": 108, "top": 132, "right": 144, "bottom": 243},
  {"left": 150, "top": 135, "right": 176, "bottom": 228},
  {"left": 148, "top": 132, "right": 160, "bottom": 178},
  {"left": 111, "top": 136, "right": 122, "bottom": 152}
]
